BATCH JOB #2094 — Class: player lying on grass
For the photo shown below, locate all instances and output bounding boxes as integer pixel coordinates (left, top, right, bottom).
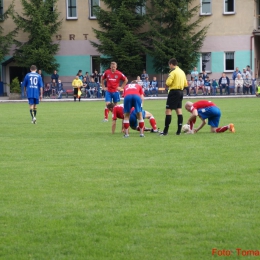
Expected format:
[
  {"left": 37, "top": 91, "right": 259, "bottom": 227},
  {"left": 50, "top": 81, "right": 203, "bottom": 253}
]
[
  {"left": 106, "top": 103, "right": 159, "bottom": 134},
  {"left": 185, "top": 100, "right": 235, "bottom": 133}
]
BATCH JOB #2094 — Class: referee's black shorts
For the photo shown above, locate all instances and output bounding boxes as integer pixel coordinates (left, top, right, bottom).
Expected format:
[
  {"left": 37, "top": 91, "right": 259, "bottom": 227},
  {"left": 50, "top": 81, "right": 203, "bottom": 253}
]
[{"left": 166, "top": 89, "right": 183, "bottom": 110}]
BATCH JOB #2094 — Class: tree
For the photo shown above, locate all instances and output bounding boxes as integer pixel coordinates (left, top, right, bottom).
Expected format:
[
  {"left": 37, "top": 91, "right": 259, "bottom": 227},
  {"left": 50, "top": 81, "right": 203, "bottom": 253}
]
[
  {"left": 145, "top": 0, "right": 209, "bottom": 74},
  {"left": 0, "top": 2, "right": 18, "bottom": 63},
  {"left": 12, "top": 0, "right": 62, "bottom": 74},
  {"left": 90, "top": 0, "right": 148, "bottom": 77}
]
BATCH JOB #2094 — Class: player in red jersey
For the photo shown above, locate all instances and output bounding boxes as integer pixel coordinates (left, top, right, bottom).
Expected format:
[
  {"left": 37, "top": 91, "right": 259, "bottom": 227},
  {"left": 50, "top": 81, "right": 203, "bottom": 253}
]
[
  {"left": 101, "top": 62, "right": 128, "bottom": 122},
  {"left": 107, "top": 103, "right": 159, "bottom": 134},
  {"left": 123, "top": 81, "right": 145, "bottom": 137},
  {"left": 185, "top": 100, "right": 235, "bottom": 133}
]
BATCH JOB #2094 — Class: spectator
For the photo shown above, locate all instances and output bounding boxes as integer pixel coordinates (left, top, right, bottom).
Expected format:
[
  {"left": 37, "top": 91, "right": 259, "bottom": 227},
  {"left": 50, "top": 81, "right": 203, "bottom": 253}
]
[
  {"left": 72, "top": 75, "right": 83, "bottom": 102},
  {"left": 50, "top": 79, "right": 57, "bottom": 96},
  {"left": 141, "top": 69, "right": 149, "bottom": 82},
  {"left": 190, "top": 67, "right": 199, "bottom": 80},
  {"left": 201, "top": 70, "right": 208, "bottom": 81},
  {"left": 241, "top": 68, "right": 250, "bottom": 80},
  {"left": 211, "top": 79, "right": 218, "bottom": 96},
  {"left": 142, "top": 76, "right": 150, "bottom": 96},
  {"left": 256, "top": 81, "right": 260, "bottom": 97},
  {"left": 77, "top": 70, "right": 84, "bottom": 81},
  {"left": 82, "top": 77, "right": 88, "bottom": 97},
  {"left": 235, "top": 74, "right": 243, "bottom": 94},
  {"left": 38, "top": 69, "right": 44, "bottom": 85},
  {"left": 57, "top": 79, "right": 64, "bottom": 99},
  {"left": 188, "top": 77, "right": 197, "bottom": 96},
  {"left": 51, "top": 70, "right": 59, "bottom": 83},
  {"left": 197, "top": 76, "right": 204, "bottom": 95},
  {"left": 85, "top": 72, "right": 90, "bottom": 84},
  {"left": 246, "top": 65, "right": 253, "bottom": 79},
  {"left": 232, "top": 67, "right": 241, "bottom": 81},
  {"left": 92, "top": 69, "right": 101, "bottom": 83},
  {"left": 150, "top": 76, "right": 159, "bottom": 96},
  {"left": 184, "top": 78, "right": 189, "bottom": 96},
  {"left": 204, "top": 76, "right": 211, "bottom": 95},
  {"left": 88, "top": 77, "right": 98, "bottom": 98},
  {"left": 218, "top": 73, "right": 230, "bottom": 95},
  {"left": 243, "top": 74, "right": 252, "bottom": 95},
  {"left": 44, "top": 83, "right": 51, "bottom": 98},
  {"left": 136, "top": 76, "right": 143, "bottom": 87}
]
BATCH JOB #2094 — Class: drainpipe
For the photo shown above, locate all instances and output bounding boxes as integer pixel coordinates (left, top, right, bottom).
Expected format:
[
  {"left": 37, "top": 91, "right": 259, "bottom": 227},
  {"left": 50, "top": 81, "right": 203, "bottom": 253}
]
[{"left": 250, "top": 33, "right": 255, "bottom": 77}]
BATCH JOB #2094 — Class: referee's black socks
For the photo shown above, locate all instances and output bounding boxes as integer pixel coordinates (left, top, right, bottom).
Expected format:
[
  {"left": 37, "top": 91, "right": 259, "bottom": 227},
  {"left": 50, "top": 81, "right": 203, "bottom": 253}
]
[
  {"left": 177, "top": 114, "right": 183, "bottom": 135},
  {"left": 163, "top": 115, "right": 172, "bottom": 134}
]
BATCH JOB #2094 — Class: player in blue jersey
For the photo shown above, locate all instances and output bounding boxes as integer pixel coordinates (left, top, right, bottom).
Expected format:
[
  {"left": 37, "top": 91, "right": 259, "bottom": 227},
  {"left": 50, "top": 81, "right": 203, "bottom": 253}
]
[{"left": 22, "top": 65, "right": 43, "bottom": 124}]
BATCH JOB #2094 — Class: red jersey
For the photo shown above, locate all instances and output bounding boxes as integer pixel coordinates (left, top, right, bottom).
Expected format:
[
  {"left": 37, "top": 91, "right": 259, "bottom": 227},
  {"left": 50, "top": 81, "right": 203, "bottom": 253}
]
[
  {"left": 102, "top": 69, "right": 127, "bottom": 92},
  {"left": 190, "top": 100, "right": 216, "bottom": 112},
  {"left": 112, "top": 104, "right": 124, "bottom": 120},
  {"left": 123, "top": 83, "right": 144, "bottom": 97}
]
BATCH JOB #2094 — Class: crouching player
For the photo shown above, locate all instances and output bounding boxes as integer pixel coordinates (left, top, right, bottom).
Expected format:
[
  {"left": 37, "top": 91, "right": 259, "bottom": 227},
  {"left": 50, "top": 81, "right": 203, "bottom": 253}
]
[{"left": 185, "top": 100, "right": 235, "bottom": 133}]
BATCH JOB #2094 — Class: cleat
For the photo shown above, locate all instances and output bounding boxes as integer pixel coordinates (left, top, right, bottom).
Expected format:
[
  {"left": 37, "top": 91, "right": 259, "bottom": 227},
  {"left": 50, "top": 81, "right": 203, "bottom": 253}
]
[
  {"left": 123, "top": 134, "right": 129, "bottom": 138},
  {"left": 140, "top": 134, "right": 145, "bottom": 137},
  {"left": 144, "top": 128, "right": 152, "bottom": 132},
  {"left": 32, "top": 117, "right": 36, "bottom": 124},
  {"left": 159, "top": 131, "right": 168, "bottom": 136},
  {"left": 151, "top": 128, "right": 159, "bottom": 133},
  {"left": 103, "top": 119, "right": 108, "bottom": 122},
  {"left": 229, "top": 123, "right": 235, "bottom": 133},
  {"left": 176, "top": 132, "right": 181, "bottom": 135}
]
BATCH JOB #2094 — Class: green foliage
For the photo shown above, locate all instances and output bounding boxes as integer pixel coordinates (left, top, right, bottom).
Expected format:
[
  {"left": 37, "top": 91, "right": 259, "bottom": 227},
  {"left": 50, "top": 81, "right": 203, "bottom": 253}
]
[
  {"left": 9, "top": 77, "right": 21, "bottom": 93},
  {"left": 12, "top": 0, "right": 62, "bottom": 74},
  {"left": 0, "top": 1, "right": 18, "bottom": 63},
  {"left": 145, "top": 0, "right": 209, "bottom": 74},
  {"left": 0, "top": 99, "right": 260, "bottom": 259},
  {"left": 91, "top": 0, "right": 147, "bottom": 77}
]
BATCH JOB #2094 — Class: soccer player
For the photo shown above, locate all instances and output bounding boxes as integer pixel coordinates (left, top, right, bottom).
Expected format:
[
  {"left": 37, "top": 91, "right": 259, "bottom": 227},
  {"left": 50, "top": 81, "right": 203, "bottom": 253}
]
[
  {"left": 22, "top": 65, "right": 43, "bottom": 124},
  {"left": 160, "top": 58, "right": 188, "bottom": 136},
  {"left": 122, "top": 81, "right": 144, "bottom": 137},
  {"left": 101, "top": 62, "right": 128, "bottom": 122},
  {"left": 107, "top": 103, "right": 159, "bottom": 134},
  {"left": 185, "top": 100, "right": 235, "bottom": 133}
]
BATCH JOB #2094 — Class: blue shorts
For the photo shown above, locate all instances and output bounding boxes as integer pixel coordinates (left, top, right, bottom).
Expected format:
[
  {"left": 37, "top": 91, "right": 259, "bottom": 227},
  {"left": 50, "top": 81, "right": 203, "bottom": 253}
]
[
  {"left": 28, "top": 98, "right": 39, "bottom": 105},
  {"left": 198, "top": 106, "right": 221, "bottom": 128},
  {"left": 124, "top": 95, "right": 142, "bottom": 114},
  {"left": 130, "top": 110, "right": 146, "bottom": 129},
  {"left": 105, "top": 91, "right": 120, "bottom": 103}
]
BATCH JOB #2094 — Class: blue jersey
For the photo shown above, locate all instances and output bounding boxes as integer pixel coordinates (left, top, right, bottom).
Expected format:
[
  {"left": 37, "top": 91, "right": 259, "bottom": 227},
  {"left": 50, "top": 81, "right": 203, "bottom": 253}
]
[{"left": 22, "top": 72, "right": 43, "bottom": 99}]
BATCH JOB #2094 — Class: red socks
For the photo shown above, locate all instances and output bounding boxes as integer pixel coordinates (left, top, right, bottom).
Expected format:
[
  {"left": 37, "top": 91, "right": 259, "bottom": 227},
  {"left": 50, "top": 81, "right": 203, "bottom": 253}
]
[
  {"left": 104, "top": 107, "right": 109, "bottom": 119},
  {"left": 149, "top": 117, "right": 157, "bottom": 130},
  {"left": 216, "top": 126, "right": 228, "bottom": 133}
]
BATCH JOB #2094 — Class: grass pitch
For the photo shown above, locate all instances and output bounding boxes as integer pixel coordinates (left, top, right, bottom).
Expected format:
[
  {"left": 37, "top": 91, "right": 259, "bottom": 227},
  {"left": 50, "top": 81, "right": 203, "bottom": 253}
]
[{"left": 0, "top": 98, "right": 260, "bottom": 260}]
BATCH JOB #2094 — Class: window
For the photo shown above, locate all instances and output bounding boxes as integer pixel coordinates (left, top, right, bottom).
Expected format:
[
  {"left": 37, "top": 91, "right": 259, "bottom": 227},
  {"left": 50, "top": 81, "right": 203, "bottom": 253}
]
[
  {"left": 224, "top": 52, "right": 235, "bottom": 71},
  {"left": 201, "top": 53, "right": 211, "bottom": 72},
  {"left": 0, "top": 0, "right": 3, "bottom": 17},
  {"left": 136, "top": 5, "right": 146, "bottom": 16},
  {"left": 66, "top": 0, "right": 77, "bottom": 19},
  {"left": 89, "top": 0, "right": 100, "bottom": 19},
  {"left": 201, "top": 0, "right": 211, "bottom": 15},
  {"left": 224, "top": 0, "right": 235, "bottom": 14}
]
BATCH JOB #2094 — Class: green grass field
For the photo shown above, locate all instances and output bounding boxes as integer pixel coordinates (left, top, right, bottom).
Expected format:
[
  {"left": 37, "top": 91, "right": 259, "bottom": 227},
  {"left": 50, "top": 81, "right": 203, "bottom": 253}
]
[{"left": 1, "top": 98, "right": 260, "bottom": 260}]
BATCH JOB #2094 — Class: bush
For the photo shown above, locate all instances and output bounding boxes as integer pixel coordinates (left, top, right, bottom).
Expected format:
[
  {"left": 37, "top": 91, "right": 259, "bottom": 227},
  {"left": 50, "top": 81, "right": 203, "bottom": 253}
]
[{"left": 9, "top": 77, "right": 21, "bottom": 93}]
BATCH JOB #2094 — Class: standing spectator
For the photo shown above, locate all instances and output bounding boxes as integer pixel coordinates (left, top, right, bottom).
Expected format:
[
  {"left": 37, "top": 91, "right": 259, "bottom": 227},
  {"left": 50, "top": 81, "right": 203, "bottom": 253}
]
[
  {"left": 51, "top": 70, "right": 59, "bottom": 83},
  {"left": 190, "top": 67, "right": 199, "bottom": 80},
  {"left": 57, "top": 79, "right": 64, "bottom": 99},
  {"left": 218, "top": 73, "right": 230, "bottom": 95},
  {"left": 159, "top": 58, "right": 187, "bottom": 136},
  {"left": 232, "top": 67, "right": 241, "bottom": 81},
  {"left": 185, "top": 100, "right": 235, "bottom": 133},
  {"left": 234, "top": 74, "right": 243, "bottom": 94},
  {"left": 92, "top": 69, "right": 101, "bottom": 83},
  {"left": 77, "top": 70, "right": 84, "bottom": 81},
  {"left": 72, "top": 75, "right": 83, "bottom": 102},
  {"left": 22, "top": 65, "right": 43, "bottom": 124},
  {"left": 38, "top": 69, "right": 44, "bottom": 96},
  {"left": 50, "top": 79, "right": 57, "bottom": 97},
  {"left": 201, "top": 70, "right": 208, "bottom": 81},
  {"left": 150, "top": 76, "right": 159, "bottom": 97},
  {"left": 142, "top": 76, "right": 151, "bottom": 96},
  {"left": 141, "top": 69, "right": 149, "bottom": 82},
  {"left": 243, "top": 74, "right": 252, "bottom": 94},
  {"left": 101, "top": 61, "right": 128, "bottom": 122},
  {"left": 122, "top": 81, "right": 145, "bottom": 137},
  {"left": 246, "top": 65, "right": 253, "bottom": 79},
  {"left": 211, "top": 79, "right": 218, "bottom": 96}
]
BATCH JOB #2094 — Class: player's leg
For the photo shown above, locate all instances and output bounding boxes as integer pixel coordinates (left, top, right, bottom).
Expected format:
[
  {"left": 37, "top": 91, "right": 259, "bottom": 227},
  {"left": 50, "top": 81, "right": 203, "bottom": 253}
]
[
  {"left": 175, "top": 91, "right": 183, "bottom": 135},
  {"left": 104, "top": 92, "right": 113, "bottom": 121},
  {"left": 129, "top": 110, "right": 138, "bottom": 131},
  {"left": 145, "top": 111, "right": 158, "bottom": 132},
  {"left": 123, "top": 95, "right": 132, "bottom": 137},
  {"left": 133, "top": 96, "right": 144, "bottom": 136},
  {"left": 73, "top": 88, "right": 77, "bottom": 101}
]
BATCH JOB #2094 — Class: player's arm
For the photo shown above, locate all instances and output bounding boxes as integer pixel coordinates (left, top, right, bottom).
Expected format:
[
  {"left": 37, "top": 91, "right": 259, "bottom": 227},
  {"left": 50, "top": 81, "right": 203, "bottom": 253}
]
[
  {"left": 194, "top": 118, "right": 206, "bottom": 133},
  {"left": 187, "top": 109, "right": 198, "bottom": 125},
  {"left": 111, "top": 120, "right": 117, "bottom": 134},
  {"left": 119, "top": 77, "right": 128, "bottom": 91},
  {"left": 101, "top": 76, "right": 107, "bottom": 91}
]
